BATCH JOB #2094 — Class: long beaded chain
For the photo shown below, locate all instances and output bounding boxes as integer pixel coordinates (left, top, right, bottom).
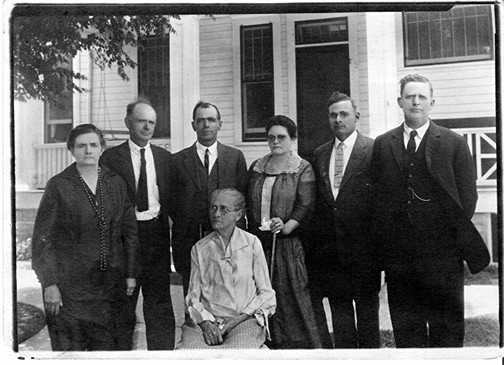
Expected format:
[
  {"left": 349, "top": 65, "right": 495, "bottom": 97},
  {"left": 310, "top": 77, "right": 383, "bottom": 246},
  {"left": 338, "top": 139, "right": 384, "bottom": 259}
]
[{"left": 78, "top": 167, "right": 107, "bottom": 271}]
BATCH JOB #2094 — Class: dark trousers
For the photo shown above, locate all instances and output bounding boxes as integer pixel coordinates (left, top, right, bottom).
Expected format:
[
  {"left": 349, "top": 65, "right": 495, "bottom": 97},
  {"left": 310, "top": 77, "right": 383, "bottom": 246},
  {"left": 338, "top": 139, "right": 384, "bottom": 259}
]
[
  {"left": 310, "top": 267, "right": 381, "bottom": 349},
  {"left": 386, "top": 259, "right": 464, "bottom": 348},
  {"left": 385, "top": 209, "right": 464, "bottom": 348},
  {"left": 46, "top": 309, "right": 114, "bottom": 351},
  {"left": 115, "top": 218, "right": 175, "bottom": 350}
]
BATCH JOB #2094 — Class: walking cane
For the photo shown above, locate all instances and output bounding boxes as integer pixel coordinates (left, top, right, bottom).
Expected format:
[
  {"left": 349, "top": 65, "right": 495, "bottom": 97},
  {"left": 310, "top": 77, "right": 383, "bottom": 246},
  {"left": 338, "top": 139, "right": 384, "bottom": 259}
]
[{"left": 270, "top": 232, "right": 277, "bottom": 283}]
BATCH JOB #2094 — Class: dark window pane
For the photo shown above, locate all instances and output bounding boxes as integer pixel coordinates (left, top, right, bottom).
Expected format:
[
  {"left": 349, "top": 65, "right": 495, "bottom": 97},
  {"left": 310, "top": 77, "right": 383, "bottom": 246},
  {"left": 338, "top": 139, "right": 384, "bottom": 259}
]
[
  {"left": 295, "top": 18, "right": 348, "bottom": 44},
  {"left": 466, "top": 16, "right": 478, "bottom": 55},
  {"left": 242, "top": 82, "right": 274, "bottom": 139},
  {"left": 477, "top": 15, "right": 492, "bottom": 54},
  {"left": 453, "top": 17, "right": 466, "bottom": 56},
  {"left": 418, "top": 21, "right": 431, "bottom": 59},
  {"left": 418, "top": 12, "right": 429, "bottom": 21},
  {"left": 407, "top": 21, "right": 419, "bottom": 60},
  {"left": 441, "top": 19, "right": 454, "bottom": 57},
  {"left": 138, "top": 35, "right": 170, "bottom": 138},
  {"left": 430, "top": 20, "right": 442, "bottom": 59}
]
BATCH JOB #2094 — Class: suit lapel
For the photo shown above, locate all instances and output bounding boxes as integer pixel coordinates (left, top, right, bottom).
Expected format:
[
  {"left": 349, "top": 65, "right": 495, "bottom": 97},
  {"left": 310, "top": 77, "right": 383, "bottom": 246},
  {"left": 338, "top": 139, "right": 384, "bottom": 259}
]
[
  {"left": 319, "top": 142, "right": 336, "bottom": 203},
  {"left": 183, "top": 144, "right": 202, "bottom": 190},
  {"left": 216, "top": 142, "right": 227, "bottom": 184},
  {"left": 390, "top": 125, "right": 405, "bottom": 172},
  {"left": 340, "top": 133, "right": 367, "bottom": 189},
  {"left": 151, "top": 146, "right": 164, "bottom": 194},
  {"left": 424, "top": 121, "right": 442, "bottom": 172},
  {"left": 117, "top": 142, "right": 136, "bottom": 192}
]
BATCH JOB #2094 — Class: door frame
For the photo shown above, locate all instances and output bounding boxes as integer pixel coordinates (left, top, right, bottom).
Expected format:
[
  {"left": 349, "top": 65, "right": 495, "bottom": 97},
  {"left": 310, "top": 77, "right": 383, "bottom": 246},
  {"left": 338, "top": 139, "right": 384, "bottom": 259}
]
[{"left": 286, "top": 13, "right": 360, "bottom": 155}]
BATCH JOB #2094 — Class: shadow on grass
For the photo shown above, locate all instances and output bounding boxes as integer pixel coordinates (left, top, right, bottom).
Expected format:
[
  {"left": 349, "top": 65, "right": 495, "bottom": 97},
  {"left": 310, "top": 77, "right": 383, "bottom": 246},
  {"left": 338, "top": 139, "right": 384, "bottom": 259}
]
[
  {"left": 17, "top": 302, "right": 46, "bottom": 344},
  {"left": 379, "top": 314, "right": 499, "bottom": 348}
]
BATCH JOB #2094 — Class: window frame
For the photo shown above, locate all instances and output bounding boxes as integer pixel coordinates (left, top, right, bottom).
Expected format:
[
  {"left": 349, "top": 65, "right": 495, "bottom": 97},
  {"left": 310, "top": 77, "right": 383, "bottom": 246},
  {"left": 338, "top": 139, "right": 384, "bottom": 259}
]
[
  {"left": 137, "top": 34, "right": 171, "bottom": 138},
  {"left": 44, "top": 58, "right": 74, "bottom": 144},
  {"left": 240, "top": 23, "right": 275, "bottom": 142},
  {"left": 403, "top": 5, "right": 494, "bottom": 67}
]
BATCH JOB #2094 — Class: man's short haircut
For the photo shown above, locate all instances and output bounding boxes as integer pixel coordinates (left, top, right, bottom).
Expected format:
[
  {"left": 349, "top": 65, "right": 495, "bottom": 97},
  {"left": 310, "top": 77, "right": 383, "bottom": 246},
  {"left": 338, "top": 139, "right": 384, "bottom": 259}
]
[
  {"left": 67, "top": 123, "right": 106, "bottom": 151},
  {"left": 192, "top": 101, "right": 221, "bottom": 121},
  {"left": 211, "top": 188, "right": 246, "bottom": 211},
  {"left": 399, "top": 74, "right": 434, "bottom": 97},
  {"left": 327, "top": 91, "right": 358, "bottom": 111},
  {"left": 126, "top": 97, "right": 153, "bottom": 118},
  {"left": 265, "top": 115, "right": 297, "bottom": 139}
]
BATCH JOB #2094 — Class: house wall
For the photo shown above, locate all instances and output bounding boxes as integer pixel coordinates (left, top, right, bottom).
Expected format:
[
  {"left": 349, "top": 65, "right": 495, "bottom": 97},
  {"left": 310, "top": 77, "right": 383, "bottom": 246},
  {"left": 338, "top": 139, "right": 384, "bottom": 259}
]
[{"left": 393, "top": 12, "right": 496, "bottom": 122}]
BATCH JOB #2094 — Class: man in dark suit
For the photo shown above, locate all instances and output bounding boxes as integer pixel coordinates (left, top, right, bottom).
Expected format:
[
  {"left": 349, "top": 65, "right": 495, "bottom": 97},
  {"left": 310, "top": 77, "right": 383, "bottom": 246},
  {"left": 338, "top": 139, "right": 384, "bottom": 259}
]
[
  {"left": 371, "top": 74, "right": 490, "bottom": 347},
  {"left": 170, "top": 101, "right": 248, "bottom": 294},
  {"left": 308, "top": 92, "right": 380, "bottom": 348},
  {"left": 100, "top": 99, "right": 175, "bottom": 350}
]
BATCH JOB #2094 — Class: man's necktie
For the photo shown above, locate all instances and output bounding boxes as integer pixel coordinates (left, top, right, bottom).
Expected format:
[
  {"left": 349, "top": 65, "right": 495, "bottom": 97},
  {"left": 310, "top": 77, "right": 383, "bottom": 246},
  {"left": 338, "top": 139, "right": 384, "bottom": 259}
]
[
  {"left": 407, "top": 130, "right": 418, "bottom": 157},
  {"left": 204, "top": 148, "right": 210, "bottom": 174},
  {"left": 333, "top": 142, "right": 345, "bottom": 188},
  {"left": 136, "top": 148, "right": 149, "bottom": 212}
]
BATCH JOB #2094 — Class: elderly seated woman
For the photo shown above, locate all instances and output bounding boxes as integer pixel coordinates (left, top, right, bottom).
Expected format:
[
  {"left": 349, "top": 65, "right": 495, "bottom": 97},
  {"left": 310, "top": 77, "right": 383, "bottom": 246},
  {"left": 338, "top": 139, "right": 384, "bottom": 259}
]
[{"left": 177, "top": 188, "right": 276, "bottom": 349}]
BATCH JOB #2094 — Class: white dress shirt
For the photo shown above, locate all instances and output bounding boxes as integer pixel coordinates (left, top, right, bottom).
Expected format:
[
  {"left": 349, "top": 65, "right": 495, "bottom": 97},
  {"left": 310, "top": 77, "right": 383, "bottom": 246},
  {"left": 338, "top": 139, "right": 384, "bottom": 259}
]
[
  {"left": 329, "top": 130, "right": 358, "bottom": 199},
  {"left": 196, "top": 141, "right": 218, "bottom": 174},
  {"left": 128, "top": 139, "right": 161, "bottom": 220},
  {"left": 403, "top": 121, "right": 430, "bottom": 152}
]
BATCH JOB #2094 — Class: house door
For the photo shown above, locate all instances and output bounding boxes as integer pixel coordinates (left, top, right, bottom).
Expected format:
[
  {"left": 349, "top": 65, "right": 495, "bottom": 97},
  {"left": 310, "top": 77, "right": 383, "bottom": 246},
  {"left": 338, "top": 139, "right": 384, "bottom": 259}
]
[{"left": 296, "top": 44, "right": 349, "bottom": 163}]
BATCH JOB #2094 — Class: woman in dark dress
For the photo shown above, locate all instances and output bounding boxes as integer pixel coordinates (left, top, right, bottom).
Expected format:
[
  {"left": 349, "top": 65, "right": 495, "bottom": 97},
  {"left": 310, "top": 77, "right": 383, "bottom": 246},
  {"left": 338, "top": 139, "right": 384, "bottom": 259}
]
[
  {"left": 247, "top": 115, "right": 322, "bottom": 349},
  {"left": 32, "top": 124, "right": 139, "bottom": 351}
]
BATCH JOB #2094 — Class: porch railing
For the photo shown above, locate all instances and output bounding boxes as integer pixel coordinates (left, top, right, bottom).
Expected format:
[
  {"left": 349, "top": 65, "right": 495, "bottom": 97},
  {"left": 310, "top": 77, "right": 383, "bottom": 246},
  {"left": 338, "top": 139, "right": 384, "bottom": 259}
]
[
  {"left": 452, "top": 127, "right": 497, "bottom": 186},
  {"left": 34, "top": 138, "right": 171, "bottom": 189}
]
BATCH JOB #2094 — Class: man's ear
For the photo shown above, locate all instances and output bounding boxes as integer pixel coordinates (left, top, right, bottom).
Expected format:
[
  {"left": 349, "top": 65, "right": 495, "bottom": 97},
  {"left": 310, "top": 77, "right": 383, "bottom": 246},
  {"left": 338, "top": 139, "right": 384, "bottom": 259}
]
[
  {"left": 355, "top": 111, "right": 360, "bottom": 120},
  {"left": 397, "top": 97, "right": 403, "bottom": 109},
  {"left": 191, "top": 121, "right": 196, "bottom": 132},
  {"left": 124, "top": 117, "right": 131, "bottom": 129}
]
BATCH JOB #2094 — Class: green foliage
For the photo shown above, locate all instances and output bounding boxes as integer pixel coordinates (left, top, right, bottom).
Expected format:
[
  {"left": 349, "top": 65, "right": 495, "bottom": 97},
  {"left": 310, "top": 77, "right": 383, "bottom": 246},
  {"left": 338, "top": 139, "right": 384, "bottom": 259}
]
[{"left": 13, "top": 14, "right": 179, "bottom": 102}]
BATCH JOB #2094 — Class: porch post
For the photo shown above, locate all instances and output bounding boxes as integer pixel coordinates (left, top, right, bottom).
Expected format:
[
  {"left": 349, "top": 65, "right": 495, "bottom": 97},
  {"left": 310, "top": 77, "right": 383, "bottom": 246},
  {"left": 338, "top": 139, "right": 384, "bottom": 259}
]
[
  {"left": 365, "top": 12, "right": 399, "bottom": 138},
  {"left": 170, "top": 15, "right": 200, "bottom": 153}
]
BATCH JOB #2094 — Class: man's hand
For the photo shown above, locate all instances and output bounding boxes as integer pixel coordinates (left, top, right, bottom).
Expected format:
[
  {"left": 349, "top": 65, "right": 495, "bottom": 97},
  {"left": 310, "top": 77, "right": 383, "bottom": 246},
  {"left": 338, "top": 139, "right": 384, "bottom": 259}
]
[
  {"left": 199, "top": 320, "right": 224, "bottom": 346},
  {"left": 44, "top": 285, "right": 63, "bottom": 316}
]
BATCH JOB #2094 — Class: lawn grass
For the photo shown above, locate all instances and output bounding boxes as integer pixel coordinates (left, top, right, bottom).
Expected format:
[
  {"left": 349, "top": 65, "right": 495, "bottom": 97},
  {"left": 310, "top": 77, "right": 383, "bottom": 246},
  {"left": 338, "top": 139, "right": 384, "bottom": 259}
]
[
  {"left": 464, "top": 262, "right": 498, "bottom": 285},
  {"left": 378, "top": 314, "right": 499, "bottom": 348}
]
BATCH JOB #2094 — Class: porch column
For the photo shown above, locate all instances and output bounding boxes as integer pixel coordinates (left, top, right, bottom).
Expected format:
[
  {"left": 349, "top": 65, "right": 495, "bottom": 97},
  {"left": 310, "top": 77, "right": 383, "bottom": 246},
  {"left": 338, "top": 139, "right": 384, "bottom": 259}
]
[
  {"left": 170, "top": 15, "right": 200, "bottom": 153},
  {"left": 365, "top": 12, "right": 398, "bottom": 138}
]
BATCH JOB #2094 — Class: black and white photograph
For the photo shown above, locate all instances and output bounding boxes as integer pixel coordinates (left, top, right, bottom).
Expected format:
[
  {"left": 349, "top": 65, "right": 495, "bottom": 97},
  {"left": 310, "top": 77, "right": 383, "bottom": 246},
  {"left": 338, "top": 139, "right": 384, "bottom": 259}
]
[{"left": 7, "top": 0, "right": 502, "bottom": 362}]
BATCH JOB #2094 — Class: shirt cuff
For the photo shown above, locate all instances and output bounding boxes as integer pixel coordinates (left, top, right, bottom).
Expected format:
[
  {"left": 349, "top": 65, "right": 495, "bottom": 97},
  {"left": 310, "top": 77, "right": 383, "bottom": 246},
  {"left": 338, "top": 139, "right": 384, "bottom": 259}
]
[{"left": 188, "top": 303, "right": 215, "bottom": 324}]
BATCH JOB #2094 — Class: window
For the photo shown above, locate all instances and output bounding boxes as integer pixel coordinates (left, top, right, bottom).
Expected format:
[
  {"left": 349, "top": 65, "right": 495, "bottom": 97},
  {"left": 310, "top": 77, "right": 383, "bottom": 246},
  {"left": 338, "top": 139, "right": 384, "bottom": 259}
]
[
  {"left": 404, "top": 5, "right": 493, "bottom": 66},
  {"left": 241, "top": 24, "right": 274, "bottom": 141},
  {"left": 44, "top": 60, "right": 73, "bottom": 143},
  {"left": 138, "top": 35, "right": 170, "bottom": 138},
  {"left": 295, "top": 17, "right": 348, "bottom": 45}
]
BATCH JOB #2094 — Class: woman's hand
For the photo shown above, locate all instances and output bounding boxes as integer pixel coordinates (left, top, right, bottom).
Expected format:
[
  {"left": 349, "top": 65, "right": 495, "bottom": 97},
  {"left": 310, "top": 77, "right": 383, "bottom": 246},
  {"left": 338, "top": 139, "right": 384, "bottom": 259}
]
[
  {"left": 221, "top": 314, "right": 250, "bottom": 337},
  {"left": 126, "top": 278, "right": 136, "bottom": 296},
  {"left": 270, "top": 217, "right": 285, "bottom": 234},
  {"left": 44, "top": 285, "right": 63, "bottom": 316},
  {"left": 270, "top": 218, "right": 299, "bottom": 235},
  {"left": 199, "top": 320, "right": 224, "bottom": 346}
]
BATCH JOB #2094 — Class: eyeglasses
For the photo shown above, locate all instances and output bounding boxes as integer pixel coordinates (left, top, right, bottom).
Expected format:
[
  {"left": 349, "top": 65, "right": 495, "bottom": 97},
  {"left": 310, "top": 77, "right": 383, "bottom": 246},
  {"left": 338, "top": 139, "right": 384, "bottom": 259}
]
[
  {"left": 209, "top": 205, "right": 240, "bottom": 216},
  {"left": 267, "top": 134, "right": 288, "bottom": 143}
]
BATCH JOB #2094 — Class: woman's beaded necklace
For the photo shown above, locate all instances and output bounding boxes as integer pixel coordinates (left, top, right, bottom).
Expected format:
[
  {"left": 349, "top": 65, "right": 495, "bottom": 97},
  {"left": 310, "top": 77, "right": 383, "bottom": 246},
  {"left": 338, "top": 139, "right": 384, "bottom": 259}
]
[{"left": 78, "top": 167, "right": 107, "bottom": 271}]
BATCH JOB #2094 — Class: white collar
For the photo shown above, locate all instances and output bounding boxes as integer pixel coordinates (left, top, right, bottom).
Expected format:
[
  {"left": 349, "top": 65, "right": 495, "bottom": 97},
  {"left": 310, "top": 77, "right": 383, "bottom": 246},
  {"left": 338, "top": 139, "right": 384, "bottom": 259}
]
[
  {"left": 196, "top": 140, "right": 218, "bottom": 155},
  {"left": 335, "top": 130, "right": 358, "bottom": 150},
  {"left": 128, "top": 139, "right": 151, "bottom": 153},
  {"left": 404, "top": 120, "right": 430, "bottom": 139}
]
